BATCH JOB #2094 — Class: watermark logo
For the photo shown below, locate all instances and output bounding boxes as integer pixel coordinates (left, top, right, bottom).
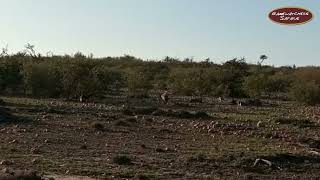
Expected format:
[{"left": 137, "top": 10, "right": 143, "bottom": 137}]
[{"left": 269, "top": 7, "right": 313, "bottom": 25}]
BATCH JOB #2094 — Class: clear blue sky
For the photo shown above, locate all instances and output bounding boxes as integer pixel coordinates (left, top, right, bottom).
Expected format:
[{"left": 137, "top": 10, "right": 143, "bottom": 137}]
[{"left": 0, "top": 0, "right": 318, "bottom": 66}]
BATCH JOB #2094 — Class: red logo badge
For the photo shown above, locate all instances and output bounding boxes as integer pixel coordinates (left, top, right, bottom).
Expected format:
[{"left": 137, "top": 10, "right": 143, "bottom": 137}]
[{"left": 269, "top": 7, "right": 313, "bottom": 25}]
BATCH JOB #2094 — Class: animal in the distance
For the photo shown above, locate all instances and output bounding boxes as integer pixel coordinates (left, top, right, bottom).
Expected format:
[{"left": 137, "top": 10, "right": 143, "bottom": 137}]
[
  {"left": 160, "top": 91, "right": 169, "bottom": 104},
  {"left": 237, "top": 99, "right": 262, "bottom": 106}
]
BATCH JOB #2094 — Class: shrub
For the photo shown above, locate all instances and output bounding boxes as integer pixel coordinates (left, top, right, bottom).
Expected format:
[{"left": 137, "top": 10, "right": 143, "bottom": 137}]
[
  {"left": 0, "top": 59, "right": 24, "bottom": 94},
  {"left": 243, "top": 74, "right": 269, "bottom": 98},
  {"left": 243, "top": 72, "right": 293, "bottom": 98},
  {"left": 294, "top": 67, "right": 320, "bottom": 84},
  {"left": 289, "top": 80, "right": 320, "bottom": 105},
  {"left": 2, "top": 48, "right": 320, "bottom": 104},
  {"left": 126, "top": 67, "right": 153, "bottom": 97},
  {"left": 267, "top": 72, "right": 292, "bottom": 93},
  {"left": 60, "top": 61, "right": 98, "bottom": 99},
  {"left": 168, "top": 68, "right": 216, "bottom": 96},
  {"left": 214, "top": 84, "right": 230, "bottom": 97},
  {"left": 168, "top": 68, "right": 195, "bottom": 96},
  {"left": 221, "top": 58, "right": 249, "bottom": 97},
  {"left": 94, "top": 66, "right": 123, "bottom": 94},
  {"left": 23, "top": 62, "right": 62, "bottom": 97},
  {"left": 60, "top": 61, "right": 123, "bottom": 99}
]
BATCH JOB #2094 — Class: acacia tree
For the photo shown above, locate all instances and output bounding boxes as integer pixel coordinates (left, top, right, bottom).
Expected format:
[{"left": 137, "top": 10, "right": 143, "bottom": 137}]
[{"left": 258, "top": 55, "right": 268, "bottom": 66}]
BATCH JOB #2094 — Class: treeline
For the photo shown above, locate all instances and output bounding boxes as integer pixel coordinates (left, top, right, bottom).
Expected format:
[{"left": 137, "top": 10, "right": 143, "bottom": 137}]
[{"left": 0, "top": 48, "right": 320, "bottom": 105}]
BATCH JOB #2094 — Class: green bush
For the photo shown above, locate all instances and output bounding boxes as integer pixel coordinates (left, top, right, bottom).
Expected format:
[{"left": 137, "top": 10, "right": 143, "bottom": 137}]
[
  {"left": 290, "top": 80, "right": 320, "bottom": 105},
  {"left": 243, "top": 71, "right": 293, "bottom": 98},
  {"left": 168, "top": 68, "right": 195, "bottom": 96},
  {"left": 243, "top": 74, "right": 269, "bottom": 98},
  {"left": 267, "top": 72, "right": 292, "bottom": 94},
  {"left": 126, "top": 67, "right": 153, "bottom": 97},
  {"left": 92, "top": 66, "right": 123, "bottom": 94},
  {"left": 294, "top": 67, "right": 320, "bottom": 84},
  {"left": 23, "top": 62, "right": 62, "bottom": 97},
  {"left": 221, "top": 58, "right": 249, "bottom": 97},
  {"left": 60, "top": 61, "right": 95, "bottom": 99},
  {"left": 61, "top": 60, "right": 123, "bottom": 99},
  {"left": 168, "top": 68, "right": 216, "bottom": 96},
  {"left": 0, "top": 49, "right": 319, "bottom": 104},
  {"left": 0, "top": 59, "right": 24, "bottom": 94}
]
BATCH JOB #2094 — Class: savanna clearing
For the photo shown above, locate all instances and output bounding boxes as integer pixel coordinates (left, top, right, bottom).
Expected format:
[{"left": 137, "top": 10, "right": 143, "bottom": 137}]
[{"left": 0, "top": 95, "right": 319, "bottom": 180}]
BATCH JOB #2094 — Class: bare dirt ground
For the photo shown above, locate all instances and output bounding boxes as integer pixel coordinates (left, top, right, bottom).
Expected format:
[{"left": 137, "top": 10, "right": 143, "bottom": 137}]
[{"left": 0, "top": 96, "right": 319, "bottom": 179}]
